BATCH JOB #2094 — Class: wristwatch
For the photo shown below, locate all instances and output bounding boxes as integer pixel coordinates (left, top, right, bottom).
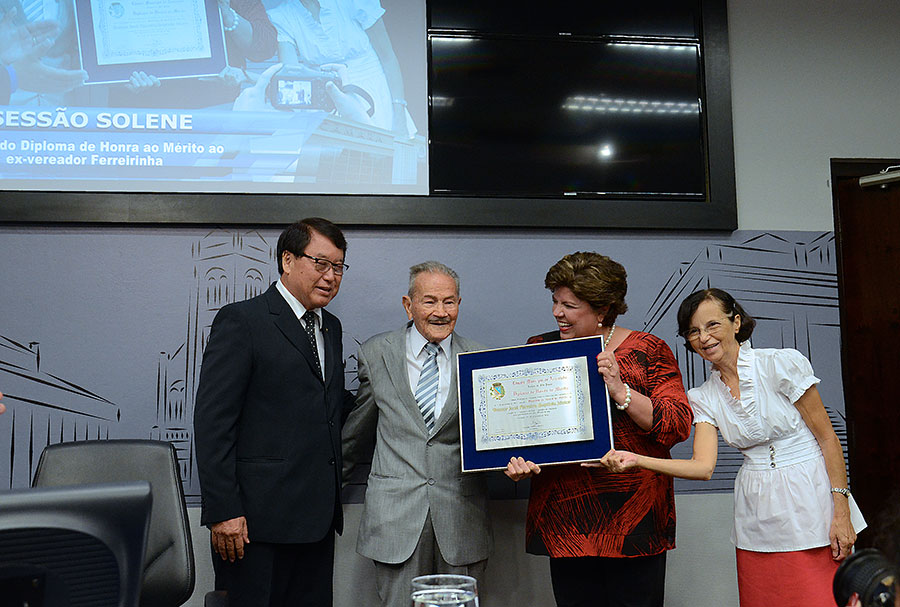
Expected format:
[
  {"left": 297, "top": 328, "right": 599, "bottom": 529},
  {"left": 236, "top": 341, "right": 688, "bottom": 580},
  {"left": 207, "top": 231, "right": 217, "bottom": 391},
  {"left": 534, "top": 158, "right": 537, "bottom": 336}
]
[{"left": 831, "top": 487, "right": 851, "bottom": 498}]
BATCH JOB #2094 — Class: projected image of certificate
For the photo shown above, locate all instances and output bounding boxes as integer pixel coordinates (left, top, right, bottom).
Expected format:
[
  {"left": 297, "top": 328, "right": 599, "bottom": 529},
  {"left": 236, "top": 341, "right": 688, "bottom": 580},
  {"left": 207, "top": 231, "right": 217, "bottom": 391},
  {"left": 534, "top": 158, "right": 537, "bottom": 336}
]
[
  {"left": 93, "top": 0, "right": 212, "bottom": 65},
  {"left": 74, "top": 0, "right": 227, "bottom": 83},
  {"left": 472, "top": 358, "right": 593, "bottom": 451}
]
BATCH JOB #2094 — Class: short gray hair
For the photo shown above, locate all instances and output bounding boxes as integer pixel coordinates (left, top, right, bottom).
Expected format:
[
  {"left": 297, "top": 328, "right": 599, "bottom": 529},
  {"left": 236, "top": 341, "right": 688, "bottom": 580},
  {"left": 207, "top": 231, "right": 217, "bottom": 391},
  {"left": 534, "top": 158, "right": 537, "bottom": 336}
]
[{"left": 408, "top": 261, "right": 460, "bottom": 297}]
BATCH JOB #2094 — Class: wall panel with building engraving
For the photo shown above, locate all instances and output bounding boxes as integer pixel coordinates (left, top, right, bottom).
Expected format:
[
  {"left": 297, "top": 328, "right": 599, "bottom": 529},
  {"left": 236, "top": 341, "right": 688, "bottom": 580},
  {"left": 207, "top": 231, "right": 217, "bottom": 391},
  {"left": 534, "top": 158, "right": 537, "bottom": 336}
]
[{"left": 0, "top": 229, "right": 843, "bottom": 501}]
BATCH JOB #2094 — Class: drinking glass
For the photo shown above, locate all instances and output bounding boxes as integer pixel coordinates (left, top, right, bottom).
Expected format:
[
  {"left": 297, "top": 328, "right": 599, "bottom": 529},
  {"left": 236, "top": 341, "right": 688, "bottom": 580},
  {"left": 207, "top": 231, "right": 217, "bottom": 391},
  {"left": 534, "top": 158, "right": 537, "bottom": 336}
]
[{"left": 410, "top": 574, "right": 478, "bottom": 607}]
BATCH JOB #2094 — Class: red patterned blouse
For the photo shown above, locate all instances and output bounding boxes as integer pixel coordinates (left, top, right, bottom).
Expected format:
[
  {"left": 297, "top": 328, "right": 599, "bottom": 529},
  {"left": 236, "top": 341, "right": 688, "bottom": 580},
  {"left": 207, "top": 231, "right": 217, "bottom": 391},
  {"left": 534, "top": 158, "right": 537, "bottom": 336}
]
[{"left": 524, "top": 330, "right": 692, "bottom": 558}]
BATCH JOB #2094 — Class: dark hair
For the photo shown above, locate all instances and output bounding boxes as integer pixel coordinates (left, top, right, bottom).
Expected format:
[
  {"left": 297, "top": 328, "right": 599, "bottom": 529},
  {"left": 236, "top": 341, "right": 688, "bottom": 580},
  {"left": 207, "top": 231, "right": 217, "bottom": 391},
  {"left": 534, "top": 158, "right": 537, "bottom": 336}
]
[
  {"left": 544, "top": 252, "right": 628, "bottom": 325},
  {"left": 676, "top": 288, "right": 756, "bottom": 351},
  {"left": 276, "top": 218, "right": 347, "bottom": 274}
]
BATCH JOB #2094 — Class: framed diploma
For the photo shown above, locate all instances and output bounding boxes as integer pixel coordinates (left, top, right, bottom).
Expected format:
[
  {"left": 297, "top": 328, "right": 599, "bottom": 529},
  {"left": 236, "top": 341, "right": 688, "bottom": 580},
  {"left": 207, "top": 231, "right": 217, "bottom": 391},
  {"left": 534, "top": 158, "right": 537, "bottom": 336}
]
[
  {"left": 457, "top": 335, "right": 614, "bottom": 472},
  {"left": 73, "top": 0, "right": 228, "bottom": 84}
]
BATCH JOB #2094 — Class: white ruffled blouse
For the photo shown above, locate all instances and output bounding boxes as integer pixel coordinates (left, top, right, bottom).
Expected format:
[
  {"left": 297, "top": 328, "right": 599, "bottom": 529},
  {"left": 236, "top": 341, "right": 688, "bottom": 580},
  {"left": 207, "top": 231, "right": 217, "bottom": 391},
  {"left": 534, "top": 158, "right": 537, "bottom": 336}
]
[{"left": 688, "top": 341, "right": 865, "bottom": 552}]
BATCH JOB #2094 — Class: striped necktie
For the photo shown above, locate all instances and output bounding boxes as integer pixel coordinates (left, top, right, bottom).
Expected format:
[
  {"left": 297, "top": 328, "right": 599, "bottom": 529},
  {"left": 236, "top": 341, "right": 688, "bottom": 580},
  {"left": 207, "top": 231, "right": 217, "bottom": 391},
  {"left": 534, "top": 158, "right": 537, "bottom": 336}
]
[
  {"left": 22, "top": 0, "right": 44, "bottom": 22},
  {"left": 414, "top": 342, "right": 440, "bottom": 433}
]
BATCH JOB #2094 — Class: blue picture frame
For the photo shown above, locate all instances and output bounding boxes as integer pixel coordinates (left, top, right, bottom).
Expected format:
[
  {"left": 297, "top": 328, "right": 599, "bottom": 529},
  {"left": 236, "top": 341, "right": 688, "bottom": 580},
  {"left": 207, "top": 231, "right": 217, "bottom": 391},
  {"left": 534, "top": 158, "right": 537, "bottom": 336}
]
[{"left": 457, "top": 336, "right": 614, "bottom": 472}]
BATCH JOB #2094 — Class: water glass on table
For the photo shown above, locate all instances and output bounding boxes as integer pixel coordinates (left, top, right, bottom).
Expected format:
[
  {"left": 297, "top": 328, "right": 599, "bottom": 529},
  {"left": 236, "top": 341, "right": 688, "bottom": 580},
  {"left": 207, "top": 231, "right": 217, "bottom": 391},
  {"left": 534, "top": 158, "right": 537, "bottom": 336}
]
[{"left": 410, "top": 574, "right": 478, "bottom": 607}]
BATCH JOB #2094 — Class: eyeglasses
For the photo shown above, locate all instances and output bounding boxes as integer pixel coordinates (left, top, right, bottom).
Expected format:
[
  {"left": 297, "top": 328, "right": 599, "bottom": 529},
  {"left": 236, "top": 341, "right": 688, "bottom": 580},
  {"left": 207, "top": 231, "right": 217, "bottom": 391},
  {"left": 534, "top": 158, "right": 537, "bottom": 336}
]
[
  {"left": 683, "top": 319, "right": 727, "bottom": 341},
  {"left": 298, "top": 253, "right": 349, "bottom": 275}
]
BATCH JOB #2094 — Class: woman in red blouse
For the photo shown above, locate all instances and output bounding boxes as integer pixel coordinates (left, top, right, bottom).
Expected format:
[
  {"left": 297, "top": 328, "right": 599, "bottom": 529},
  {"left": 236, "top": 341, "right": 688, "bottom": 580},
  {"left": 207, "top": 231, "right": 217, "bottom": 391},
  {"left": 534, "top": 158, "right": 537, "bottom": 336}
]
[{"left": 506, "top": 251, "right": 692, "bottom": 607}]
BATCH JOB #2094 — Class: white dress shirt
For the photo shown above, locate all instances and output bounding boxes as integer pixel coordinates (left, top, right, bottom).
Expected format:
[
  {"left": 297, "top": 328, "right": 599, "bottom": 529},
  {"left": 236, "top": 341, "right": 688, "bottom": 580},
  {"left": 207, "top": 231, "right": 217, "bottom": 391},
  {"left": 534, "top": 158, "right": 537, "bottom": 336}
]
[
  {"left": 689, "top": 341, "right": 865, "bottom": 551},
  {"left": 406, "top": 326, "right": 452, "bottom": 421},
  {"left": 276, "top": 279, "right": 325, "bottom": 378}
]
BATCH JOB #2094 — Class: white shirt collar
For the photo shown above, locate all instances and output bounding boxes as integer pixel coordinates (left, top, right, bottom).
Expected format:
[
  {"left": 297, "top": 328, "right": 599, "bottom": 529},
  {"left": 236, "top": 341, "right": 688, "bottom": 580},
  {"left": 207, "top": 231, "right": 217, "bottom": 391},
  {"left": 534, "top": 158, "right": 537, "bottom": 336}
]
[
  {"left": 276, "top": 278, "right": 322, "bottom": 324},
  {"left": 407, "top": 323, "right": 452, "bottom": 357}
]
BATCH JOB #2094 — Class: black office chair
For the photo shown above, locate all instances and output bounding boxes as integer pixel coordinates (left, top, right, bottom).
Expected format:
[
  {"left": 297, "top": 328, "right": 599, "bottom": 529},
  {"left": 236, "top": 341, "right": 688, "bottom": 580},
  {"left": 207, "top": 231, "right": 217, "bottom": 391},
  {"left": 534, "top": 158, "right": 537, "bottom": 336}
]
[
  {"left": 33, "top": 439, "right": 196, "bottom": 607},
  {"left": 204, "top": 590, "right": 228, "bottom": 607}
]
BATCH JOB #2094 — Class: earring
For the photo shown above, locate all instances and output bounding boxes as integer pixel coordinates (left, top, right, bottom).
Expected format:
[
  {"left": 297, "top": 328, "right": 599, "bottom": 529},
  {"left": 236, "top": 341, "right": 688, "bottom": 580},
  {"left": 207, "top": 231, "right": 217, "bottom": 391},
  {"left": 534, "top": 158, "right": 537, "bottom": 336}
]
[{"left": 598, "top": 320, "right": 603, "bottom": 328}]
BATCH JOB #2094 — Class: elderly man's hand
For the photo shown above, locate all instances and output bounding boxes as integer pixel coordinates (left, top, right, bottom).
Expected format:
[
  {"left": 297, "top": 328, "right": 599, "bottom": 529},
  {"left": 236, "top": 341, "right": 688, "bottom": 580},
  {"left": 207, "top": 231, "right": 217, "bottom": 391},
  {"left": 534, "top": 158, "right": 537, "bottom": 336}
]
[
  {"left": 505, "top": 457, "right": 541, "bottom": 481},
  {"left": 124, "top": 70, "right": 160, "bottom": 93},
  {"left": 210, "top": 516, "right": 250, "bottom": 562}
]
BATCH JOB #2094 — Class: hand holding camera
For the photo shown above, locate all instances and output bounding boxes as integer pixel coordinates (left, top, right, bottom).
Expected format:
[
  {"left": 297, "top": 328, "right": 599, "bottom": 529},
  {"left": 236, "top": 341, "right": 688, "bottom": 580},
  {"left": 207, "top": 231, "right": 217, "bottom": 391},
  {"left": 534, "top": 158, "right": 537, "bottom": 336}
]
[
  {"left": 267, "top": 63, "right": 339, "bottom": 112},
  {"left": 233, "top": 61, "right": 376, "bottom": 124},
  {"left": 266, "top": 63, "right": 375, "bottom": 120},
  {"left": 834, "top": 548, "right": 898, "bottom": 607}
]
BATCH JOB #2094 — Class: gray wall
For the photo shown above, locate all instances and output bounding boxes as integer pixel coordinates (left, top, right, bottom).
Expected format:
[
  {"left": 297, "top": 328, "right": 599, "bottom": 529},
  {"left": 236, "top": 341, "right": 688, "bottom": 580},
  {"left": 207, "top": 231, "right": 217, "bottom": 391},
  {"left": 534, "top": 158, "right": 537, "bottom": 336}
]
[
  {"left": 728, "top": 0, "right": 900, "bottom": 231},
  {"left": 2, "top": 1, "right": 899, "bottom": 605}
]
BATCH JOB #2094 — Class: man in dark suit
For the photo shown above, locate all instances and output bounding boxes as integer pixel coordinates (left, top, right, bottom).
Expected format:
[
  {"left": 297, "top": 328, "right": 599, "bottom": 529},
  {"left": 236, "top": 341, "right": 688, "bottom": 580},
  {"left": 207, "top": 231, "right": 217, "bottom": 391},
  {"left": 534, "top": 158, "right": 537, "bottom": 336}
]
[
  {"left": 342, "top": 262, "right": 493, "bottom": 607},
  {"left": 194, "top": 217, "right": 355, "bottom": 607}
]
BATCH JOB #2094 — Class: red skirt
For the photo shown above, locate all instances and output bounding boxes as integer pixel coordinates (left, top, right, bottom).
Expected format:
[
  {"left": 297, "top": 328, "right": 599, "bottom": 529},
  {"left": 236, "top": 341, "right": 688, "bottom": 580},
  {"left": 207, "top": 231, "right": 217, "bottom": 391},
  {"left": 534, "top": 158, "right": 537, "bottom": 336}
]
[{"left": 736, "top": 546, "right": 839, "bottom": 607}]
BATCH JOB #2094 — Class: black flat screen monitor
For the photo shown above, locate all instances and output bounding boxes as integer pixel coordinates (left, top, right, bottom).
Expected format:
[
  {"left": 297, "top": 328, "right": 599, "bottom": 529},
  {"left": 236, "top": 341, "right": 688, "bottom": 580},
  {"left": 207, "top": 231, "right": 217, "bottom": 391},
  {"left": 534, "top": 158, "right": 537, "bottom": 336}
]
[
  {"left": 0, "top": 481, "right": 152, "bottom": 607},
  {"left": 429, "top": 35, "right": 706, "bottom": 199}
]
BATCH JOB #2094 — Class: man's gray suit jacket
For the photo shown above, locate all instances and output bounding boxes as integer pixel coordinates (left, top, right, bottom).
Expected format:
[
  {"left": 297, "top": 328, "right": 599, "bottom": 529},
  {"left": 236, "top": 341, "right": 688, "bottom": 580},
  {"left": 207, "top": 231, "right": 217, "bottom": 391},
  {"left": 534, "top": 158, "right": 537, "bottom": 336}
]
[{"left": 342, "top": 325, "right": 493, "bottom": 565}]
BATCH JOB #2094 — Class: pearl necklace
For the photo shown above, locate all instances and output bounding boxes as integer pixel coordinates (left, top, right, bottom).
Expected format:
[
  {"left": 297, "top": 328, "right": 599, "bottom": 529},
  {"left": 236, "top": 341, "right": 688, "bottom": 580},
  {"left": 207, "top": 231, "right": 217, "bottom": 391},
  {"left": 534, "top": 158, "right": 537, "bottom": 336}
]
[{"left": 603, "top": 322, "right": 616, "bottom": 350}]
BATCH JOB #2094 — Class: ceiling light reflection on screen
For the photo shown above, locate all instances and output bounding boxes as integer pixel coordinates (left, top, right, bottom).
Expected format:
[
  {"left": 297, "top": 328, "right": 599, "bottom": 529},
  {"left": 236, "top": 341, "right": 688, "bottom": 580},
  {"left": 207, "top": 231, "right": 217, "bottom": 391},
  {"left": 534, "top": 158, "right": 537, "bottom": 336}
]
[
  {"left": 562, "top": 96, "right": 699, "bottom": 115},
  {"left": 432, "top": 36, "right": 475, "bottom": 45},
  {"left": 610, "top": 42, "right": 698, "bottom": 53},
  {"left": 431, "top": 96, "right": 455, "bottom": 108}
]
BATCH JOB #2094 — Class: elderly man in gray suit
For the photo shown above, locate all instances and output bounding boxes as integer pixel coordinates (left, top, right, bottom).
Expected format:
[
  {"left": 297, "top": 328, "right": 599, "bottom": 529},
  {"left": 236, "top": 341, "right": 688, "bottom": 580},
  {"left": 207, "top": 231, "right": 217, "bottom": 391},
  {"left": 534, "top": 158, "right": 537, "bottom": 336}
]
[{"left": 342, "top": 261, "right": 493, "bottom": 607}]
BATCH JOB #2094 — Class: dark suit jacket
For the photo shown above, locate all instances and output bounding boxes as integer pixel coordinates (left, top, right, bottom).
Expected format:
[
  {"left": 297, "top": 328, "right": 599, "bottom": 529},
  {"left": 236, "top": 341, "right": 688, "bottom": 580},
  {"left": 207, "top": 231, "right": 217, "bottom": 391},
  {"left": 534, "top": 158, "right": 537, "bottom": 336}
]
[{"left": 194, "top": 282, "right": 354, "bottom": 544}]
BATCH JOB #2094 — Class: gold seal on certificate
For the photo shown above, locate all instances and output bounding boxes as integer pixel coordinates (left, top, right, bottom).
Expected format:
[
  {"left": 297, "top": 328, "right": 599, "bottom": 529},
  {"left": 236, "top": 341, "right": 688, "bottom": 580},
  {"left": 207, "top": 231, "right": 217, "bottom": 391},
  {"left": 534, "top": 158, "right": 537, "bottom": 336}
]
[{"left": 472, "top": 357, "right": 594, "bottom": 451}]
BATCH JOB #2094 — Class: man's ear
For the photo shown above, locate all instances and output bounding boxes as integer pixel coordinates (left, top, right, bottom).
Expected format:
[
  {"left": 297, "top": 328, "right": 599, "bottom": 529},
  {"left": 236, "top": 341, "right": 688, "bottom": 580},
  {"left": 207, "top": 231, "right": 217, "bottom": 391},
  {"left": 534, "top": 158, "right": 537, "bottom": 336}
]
[{"left": 402, "top": 295, "right": 413, "bottom": 320}]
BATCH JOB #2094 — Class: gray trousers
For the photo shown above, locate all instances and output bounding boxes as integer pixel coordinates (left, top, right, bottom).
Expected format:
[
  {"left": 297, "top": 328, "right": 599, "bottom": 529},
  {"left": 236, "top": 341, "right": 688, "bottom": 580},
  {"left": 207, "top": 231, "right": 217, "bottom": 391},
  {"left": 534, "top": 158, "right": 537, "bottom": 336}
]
[{"left": 373, "top": 510, "right": 488, "bottom": 607}]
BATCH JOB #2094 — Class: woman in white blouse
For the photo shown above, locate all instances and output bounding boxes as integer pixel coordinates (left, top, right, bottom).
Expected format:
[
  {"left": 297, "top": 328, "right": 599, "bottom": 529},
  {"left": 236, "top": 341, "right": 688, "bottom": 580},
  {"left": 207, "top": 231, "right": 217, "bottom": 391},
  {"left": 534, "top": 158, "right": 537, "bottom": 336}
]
[{"left": 594, "top": 288, "right": 863, "bottom": 607}]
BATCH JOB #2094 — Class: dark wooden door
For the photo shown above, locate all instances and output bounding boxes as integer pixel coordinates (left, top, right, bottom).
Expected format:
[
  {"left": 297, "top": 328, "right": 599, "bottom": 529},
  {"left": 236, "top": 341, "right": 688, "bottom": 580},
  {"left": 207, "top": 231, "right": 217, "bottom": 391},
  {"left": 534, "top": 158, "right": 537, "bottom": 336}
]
[{"left": 832, "top": 158, "right": 900, "bottom": 546}]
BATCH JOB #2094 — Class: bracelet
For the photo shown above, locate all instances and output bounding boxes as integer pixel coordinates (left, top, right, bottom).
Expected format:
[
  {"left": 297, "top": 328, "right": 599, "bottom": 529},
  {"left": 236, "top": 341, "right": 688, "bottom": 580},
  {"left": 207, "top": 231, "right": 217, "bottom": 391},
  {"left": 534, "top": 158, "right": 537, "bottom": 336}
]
[
  {"left": 392, "top": 98, "right": 408, "bottom": 107},
  {"left": 223, "top": 6, "right": 239, "bottom": 32},
  {"left": 615, "top": 383, "right": 631, "bottom": 410},
  {"left": 831, "top": 487, "right": 851, "bottom": 498}
]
